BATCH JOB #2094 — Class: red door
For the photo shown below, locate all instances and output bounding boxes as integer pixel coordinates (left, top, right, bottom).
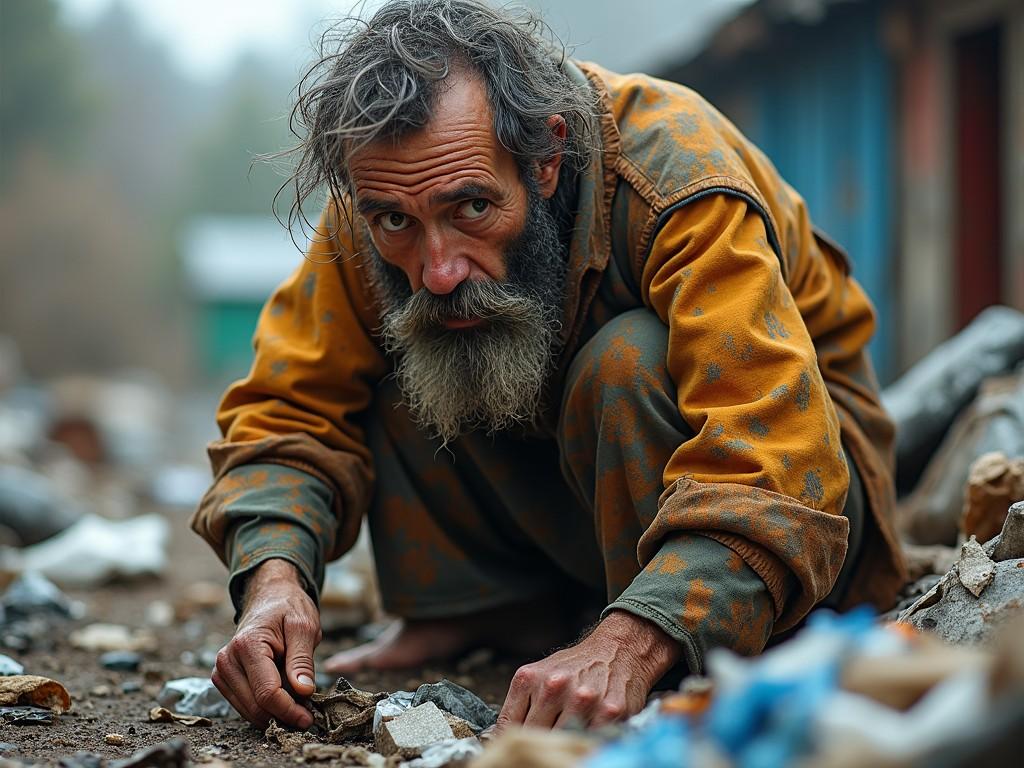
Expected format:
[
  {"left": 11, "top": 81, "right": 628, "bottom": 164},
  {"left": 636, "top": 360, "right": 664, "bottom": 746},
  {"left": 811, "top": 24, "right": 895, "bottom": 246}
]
[{"left": 954, "top": 24, "right": 1002, "bottom": 329}]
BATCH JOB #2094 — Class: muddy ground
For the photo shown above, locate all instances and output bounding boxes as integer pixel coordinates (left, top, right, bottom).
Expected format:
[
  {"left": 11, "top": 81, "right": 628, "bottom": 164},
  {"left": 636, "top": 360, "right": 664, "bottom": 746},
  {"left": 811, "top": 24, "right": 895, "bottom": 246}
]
[{"left": 0, "top": 504, "right": 520, "bottom": 767}]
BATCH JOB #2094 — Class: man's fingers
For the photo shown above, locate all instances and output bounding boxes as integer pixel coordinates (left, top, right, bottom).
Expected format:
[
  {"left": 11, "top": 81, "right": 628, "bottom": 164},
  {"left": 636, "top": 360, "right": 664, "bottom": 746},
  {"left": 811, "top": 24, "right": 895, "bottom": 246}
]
[
  {"left": 213, "top": 651, "right": 262, "bottom": 725},
  {"left": 239, "top": 646, "right": 314, "bottom": 729},
  {"left": 495, "top": 665, "right": 535, "bottom": 732},
  {"left": 521, "top": 672, "right": 570, "bottom": 729},
  {"left": 283, "top": 613, "right": 320, "bottom": 696},
  {"left": 553, "top": 685, "right": 599, "bottom": 729}
]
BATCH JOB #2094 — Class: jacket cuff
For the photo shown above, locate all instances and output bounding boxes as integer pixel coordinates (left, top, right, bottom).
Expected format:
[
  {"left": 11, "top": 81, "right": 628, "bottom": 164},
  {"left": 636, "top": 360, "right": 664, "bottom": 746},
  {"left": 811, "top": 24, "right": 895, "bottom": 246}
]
[
  {"left": 602, "top": 533, "right": 775, "bottom": 674},
  {"left": 227, "top": 520, "right": 321, "bottom": 622}
]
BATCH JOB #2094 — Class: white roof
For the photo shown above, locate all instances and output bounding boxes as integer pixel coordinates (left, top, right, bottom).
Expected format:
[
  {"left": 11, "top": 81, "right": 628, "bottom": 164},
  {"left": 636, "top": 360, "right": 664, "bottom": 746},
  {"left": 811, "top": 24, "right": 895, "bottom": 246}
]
[{"left": 181, "top": 216, "right": 306, "bottom": 301}]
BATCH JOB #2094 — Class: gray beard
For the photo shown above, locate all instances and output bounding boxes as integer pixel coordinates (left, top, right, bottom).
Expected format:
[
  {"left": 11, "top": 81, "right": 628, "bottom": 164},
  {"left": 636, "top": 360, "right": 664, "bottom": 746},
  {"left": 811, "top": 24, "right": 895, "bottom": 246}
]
[{"left": 367, "top": 181, "right": 566, "bottom": 444}]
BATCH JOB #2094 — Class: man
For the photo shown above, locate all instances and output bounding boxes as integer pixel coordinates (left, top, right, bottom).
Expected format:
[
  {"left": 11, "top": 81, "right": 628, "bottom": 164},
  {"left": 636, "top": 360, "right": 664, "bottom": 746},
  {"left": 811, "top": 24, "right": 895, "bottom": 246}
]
[{"left": 193, "top": 0, "right": 906, "bottom": 733}]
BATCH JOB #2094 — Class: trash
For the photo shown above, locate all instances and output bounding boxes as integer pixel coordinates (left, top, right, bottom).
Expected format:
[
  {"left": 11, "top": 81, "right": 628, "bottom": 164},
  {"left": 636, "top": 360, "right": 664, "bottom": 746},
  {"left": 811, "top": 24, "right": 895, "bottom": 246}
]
[
  {"left": 991, "top": 500, "right": 1024, "bottom": 561},
  {"left": 373, "top": 690, "right": 416, "bottom": 734},
  {"left": 148, "top": 706, "right": 212, "bottom": 727},
  {"left": 101, "top": 651, "right": 142, "bottom": 672},
  {"left": 404, "top": 737, "right": 483, "bottom": 768},
  {"left": 883, "top": 306, "right": 1024, "bottom": 495},
  {"left": 0, "top": 705, "right": 55, "bottom": 725},
  {"left": 957, "top": 536, "right": 996, "bottom": 597},
  {"left": 375, "top": 701, "right": 454, "bottom": 759},
  {"left": 411, "top": 680, "right": 498, "bottom": 733},
  {"left": 1, "top": 514, "right": 169, "bottom": 587},
  {"left": 265, "top": 719, "right": 311, "bottom": 753},
  {"left": 70, "top": 624, "right": 156, "bottom": 653},
  {"left": 962, "top": 452, "right": 1024, "bottom": 542},
  {"left": 105, "top": 734, "right": 127, "bottom": 746},
  {"left": 584, "top": 717, "right": 690, "bottom": 768},
  {"left": 898, "top": 370, "right": 1024, "bottom": 545},
  {"left": 156, "top": 677, "right": 236, "bottom": 719},
  {"left": 300, "top": 743, "right": 391, "bottom": 764},
  {"left": 472, "top": 728, "right": 596, "bottom": 768},
  {"left": 309, "top": 676, "right": 386, "bottom": 741},
  {"left": 0, "top": 675, "right": 71, "bottom": 712},
  {"left": 0, "top": 465, "right": 82, "bottom": 547},
  {"left": 0, "top": 655, "right": 23, "bottom": 676}
]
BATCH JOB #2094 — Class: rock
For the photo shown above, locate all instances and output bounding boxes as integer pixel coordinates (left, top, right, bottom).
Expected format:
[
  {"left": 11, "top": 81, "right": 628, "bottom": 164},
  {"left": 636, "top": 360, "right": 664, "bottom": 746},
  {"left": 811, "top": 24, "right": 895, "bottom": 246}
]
[
  {"left": 442, "top": 712, "right": 475, "bottom": 740},
  {"left": 901, "top": 557, "right": 1024, "bottom": 644},
  {"left": 121, "top": 680, "right": 142, "bottom": 694},
  {"left": 404, "top": 737, "right": 483, "bottom": 768},
  {"left": 992, "top": 501, "right": 1024, "bottom": 561},
  {"left": 0, "top": 655, "right": 23, "bottom": 676},
  {"left": 0, "top": 674, "right": 71, "bottom": 712},
  {"left": 962, "top": 453, "right": 1024, "bottom": 542},
  {"left": 59, "top": 751, "right": 106, "bottom": 767},
  {"left": 309, "top": 677, "right": 387, "bottom": 742},
  {"left": 157, "top": 677, "right": 235, "bottom": 719},
  {"left": 105, "top": 734, "right": 127, "bottom": 746},
  {"left": 0, "top": 705, "right": 55, "bottom": 725},
  {"left": 110, "top": 737, "right": 189, "bottom": 768},
  {"left": 148, "top": 706, "right": 212, "bottom": 727},
  {"left": 0, "top": 572, "right": 77, "bottom": 619},
  {"left": 101, "top": 651, "right": 142, "bottom": 672},
  {"left": 958, "top": 536, "right": 997, "bottom": 597},
  {"left": 144, "top": 601, "right": 174, "bottom": 628},
  {"left": 70, "top": 624, "right": 157, "bottom": 653},
  {"left": 411, "top": 680, "right": 498, "bottom": 732},
  {"left": 375, "top": 702, "right": 454, "bottom": 759}
]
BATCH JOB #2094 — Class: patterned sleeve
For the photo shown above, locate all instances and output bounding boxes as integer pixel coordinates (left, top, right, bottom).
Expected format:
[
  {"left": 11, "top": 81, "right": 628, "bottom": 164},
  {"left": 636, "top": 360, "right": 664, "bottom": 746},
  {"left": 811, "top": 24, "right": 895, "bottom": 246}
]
[{"left": 634, "top": 193, "right": 851, "bottom": 637}]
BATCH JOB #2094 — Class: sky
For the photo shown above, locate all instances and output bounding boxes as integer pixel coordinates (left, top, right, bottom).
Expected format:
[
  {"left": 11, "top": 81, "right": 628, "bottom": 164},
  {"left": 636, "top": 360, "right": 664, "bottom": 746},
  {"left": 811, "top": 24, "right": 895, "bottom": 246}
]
[{"left": 56, "top": 0, "right": 753, "bottom": 82}]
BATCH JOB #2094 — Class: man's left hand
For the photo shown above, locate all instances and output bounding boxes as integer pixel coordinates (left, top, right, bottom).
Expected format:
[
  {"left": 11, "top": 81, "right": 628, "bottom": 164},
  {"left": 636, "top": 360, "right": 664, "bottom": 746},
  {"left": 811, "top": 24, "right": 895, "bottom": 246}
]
[{"left": 495, "top": 609, "right": 681, "bottom": 730}]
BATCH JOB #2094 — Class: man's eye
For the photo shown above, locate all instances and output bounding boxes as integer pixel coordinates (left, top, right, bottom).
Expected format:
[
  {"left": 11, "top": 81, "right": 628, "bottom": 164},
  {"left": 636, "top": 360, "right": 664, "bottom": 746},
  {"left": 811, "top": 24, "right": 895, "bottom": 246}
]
[
  {"left": 378, "top": 212, "right": 410, "bottom": 232},
  {"left": 459, "top": 199, "right": 489, "bottom": 219}
]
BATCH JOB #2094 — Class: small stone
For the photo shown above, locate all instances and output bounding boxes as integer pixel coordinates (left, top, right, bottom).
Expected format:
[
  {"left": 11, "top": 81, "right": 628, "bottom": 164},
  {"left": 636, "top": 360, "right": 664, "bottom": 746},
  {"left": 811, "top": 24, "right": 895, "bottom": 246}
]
[
  {"left": 101, "top": 651, "right": 142, "bottom": 672},
  {"left": 90, "top": 685, "right": 112, "bottom": 697},
  {"left": 121, "top": 680, "right": 142, "bottom": 694},
  {"left": 957, "top": 536, "right": 996, "bottom": 597},
  {"left": 375, "top": 702, "right": 454, "bottom": 759},
  {"left": 69, "top": 624, "right": 156, "bottom": 653},
  {"left": 411, "top": 680, "right": 497, "bottom": 732},
  {"left": 105, "top": 733, "right": 126, "bottom": 746}
]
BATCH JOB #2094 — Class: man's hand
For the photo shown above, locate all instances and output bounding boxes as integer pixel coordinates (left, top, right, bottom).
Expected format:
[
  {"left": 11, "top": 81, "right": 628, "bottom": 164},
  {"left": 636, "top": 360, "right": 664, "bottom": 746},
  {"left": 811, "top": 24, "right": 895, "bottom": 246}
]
[
  {"left": 212, "top": 559, "right": 321, "bottom": 729},
  {"left": 495, "top": 610, "right": 680, "bottom": 731}
]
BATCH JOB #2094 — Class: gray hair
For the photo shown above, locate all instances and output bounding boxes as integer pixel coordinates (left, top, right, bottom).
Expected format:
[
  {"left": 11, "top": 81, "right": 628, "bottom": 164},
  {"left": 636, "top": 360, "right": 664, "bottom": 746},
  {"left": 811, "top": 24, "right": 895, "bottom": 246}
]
[{"left": 275, "top": 0, "right": 598, "bottom": 246}]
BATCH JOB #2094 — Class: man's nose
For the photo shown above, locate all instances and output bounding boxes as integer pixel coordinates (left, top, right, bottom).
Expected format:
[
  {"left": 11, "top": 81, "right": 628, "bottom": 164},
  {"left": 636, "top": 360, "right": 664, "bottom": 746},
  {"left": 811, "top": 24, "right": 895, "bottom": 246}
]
[{"left": 419, "top": 230, "right": 469, "bottom": 295}]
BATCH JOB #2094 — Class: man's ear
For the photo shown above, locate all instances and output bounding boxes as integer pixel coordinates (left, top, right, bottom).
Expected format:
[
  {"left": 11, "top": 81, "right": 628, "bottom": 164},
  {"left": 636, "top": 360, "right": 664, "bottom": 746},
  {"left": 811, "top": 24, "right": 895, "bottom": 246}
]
[{"left": 535, "top": 115, "right": 567, "bottom": 199}]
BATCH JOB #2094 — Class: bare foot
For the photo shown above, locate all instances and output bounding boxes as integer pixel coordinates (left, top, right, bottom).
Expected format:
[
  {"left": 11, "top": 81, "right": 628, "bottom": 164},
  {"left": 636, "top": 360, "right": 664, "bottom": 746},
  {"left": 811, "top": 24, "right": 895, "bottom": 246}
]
[{"left": 322, "top": 599, "right": 578, "bottom": 674}]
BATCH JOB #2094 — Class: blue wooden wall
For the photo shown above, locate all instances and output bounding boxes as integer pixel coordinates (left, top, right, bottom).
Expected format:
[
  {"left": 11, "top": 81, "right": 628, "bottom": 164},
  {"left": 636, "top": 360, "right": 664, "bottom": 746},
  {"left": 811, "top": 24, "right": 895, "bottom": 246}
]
[{"left": 676, "top": 2, "right": 895, "bottom": 381}]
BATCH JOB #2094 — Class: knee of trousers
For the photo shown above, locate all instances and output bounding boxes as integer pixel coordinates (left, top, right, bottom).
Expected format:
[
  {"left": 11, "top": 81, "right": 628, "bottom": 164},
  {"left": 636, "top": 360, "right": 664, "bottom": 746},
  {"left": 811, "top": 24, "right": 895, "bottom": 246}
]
[{"left": 558, "top": 309, "right": 691, "bottom": 502}]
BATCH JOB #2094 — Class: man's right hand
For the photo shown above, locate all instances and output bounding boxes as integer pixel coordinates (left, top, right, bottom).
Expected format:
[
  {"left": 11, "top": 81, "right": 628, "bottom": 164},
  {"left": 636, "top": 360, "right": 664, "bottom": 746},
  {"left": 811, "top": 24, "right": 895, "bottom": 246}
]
[{"left": 212, "top": 558, "right": 321, "bottom": 729}]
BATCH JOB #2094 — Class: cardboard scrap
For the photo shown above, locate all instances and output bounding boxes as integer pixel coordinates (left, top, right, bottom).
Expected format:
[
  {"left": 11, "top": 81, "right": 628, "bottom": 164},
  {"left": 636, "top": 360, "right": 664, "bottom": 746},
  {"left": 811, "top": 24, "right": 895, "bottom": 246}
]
[
  {"left": 310, "top": 677, "right": 387, "bottom": 742},
  {"left": 149, "top": 706, "right": 212, "bottom": 727}
]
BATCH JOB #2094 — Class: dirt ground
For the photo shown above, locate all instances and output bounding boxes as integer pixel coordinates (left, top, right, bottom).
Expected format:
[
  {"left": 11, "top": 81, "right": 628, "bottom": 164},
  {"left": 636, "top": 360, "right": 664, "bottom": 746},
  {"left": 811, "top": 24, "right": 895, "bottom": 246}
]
[{"left": 0, "top": 504, "right": 520, "bottom": 767}]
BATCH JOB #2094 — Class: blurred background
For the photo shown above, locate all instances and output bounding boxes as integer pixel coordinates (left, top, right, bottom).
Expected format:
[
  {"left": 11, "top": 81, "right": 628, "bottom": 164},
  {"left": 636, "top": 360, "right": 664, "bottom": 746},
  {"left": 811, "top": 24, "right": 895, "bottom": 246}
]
[{"left": 1, "top": 0, "right": 1022, "bottom": 480}]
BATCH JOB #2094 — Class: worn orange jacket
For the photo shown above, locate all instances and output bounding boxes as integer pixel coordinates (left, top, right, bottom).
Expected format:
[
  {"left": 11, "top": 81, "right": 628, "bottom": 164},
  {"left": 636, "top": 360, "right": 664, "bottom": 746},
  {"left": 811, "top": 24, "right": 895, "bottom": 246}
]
[{"left": 192, "top": 61, "right": 906, "bottom": 632}]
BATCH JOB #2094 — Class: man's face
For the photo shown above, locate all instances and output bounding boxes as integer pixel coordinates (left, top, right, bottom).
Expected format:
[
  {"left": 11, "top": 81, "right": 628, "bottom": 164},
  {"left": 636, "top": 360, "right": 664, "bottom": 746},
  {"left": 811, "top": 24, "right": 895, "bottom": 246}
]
[{"left": 348, "top": 72, "right": 567, "bottom": 443}]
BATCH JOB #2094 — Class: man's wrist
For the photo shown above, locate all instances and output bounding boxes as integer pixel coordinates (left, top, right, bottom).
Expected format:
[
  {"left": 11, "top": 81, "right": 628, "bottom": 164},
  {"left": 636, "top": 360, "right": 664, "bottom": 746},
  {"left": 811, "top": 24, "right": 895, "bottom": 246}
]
[
  {"left": 239, "top": 558, "right": 306, "bottom": 613},
  {"left": 600, "top": 609, "right": 681, "bottom": 685}
]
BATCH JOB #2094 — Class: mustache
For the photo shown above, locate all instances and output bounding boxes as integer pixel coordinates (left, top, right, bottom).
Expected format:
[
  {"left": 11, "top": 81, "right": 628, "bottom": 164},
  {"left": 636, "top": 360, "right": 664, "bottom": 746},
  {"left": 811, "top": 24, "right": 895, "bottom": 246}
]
[{"left": 382, "top": 279, "right": 547, "bottom": 342}]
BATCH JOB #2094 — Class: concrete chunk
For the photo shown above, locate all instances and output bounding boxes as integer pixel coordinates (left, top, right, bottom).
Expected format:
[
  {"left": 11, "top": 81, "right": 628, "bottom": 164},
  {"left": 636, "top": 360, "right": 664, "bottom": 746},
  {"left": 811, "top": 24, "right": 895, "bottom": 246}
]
[
  {"left": 992, "top": 502, "right": 1024, "bottom": 561},
  {"left": 375, "top": 701, "right": 454, "bottom": 759}
]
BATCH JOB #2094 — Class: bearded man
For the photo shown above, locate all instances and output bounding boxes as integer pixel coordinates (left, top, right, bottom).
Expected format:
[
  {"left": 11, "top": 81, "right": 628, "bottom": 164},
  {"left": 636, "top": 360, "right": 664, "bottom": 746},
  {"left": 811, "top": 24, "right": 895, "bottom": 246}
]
[{"left": 193, "top": 0, "right": 906, "bottom": 732}]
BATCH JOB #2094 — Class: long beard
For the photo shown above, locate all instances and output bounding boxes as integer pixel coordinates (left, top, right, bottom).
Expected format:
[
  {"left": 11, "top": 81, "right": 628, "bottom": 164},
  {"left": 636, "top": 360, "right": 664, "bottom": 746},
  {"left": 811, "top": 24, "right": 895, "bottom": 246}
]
[{"left": 368, "top": 181, "right": 566, "bottom": 444}]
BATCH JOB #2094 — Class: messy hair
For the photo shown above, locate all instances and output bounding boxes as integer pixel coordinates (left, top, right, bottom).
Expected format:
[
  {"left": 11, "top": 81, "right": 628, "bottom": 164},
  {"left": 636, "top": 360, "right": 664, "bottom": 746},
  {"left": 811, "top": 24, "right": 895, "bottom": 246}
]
[{"left": 274, "top": 0, "right": 598, "bottom": 249}]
